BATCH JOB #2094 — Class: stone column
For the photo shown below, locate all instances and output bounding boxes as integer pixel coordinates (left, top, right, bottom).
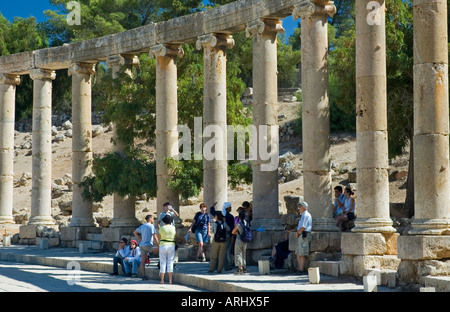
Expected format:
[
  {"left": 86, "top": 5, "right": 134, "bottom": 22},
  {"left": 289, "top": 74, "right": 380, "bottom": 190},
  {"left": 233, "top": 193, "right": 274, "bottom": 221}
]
[
  {"left": 196, "top": 34, "right": 234, "bottom": 211},
  {"left": 0, "top": 74, "right": 20, "bottom": 224},
  {"left": 69, "top": 63, "right": 96, "bottom": 227},
  {"left": 336, "top": 1, "right": 401, "bottom": 280},
  {"left": 353, "top": 0, "right": 396, "bottom": 234},
  {"left": 28, "top": 69, "right": 56, "bottom": 225},
  {"left": 397, "top": 0, "right": 450, "bottom": 285},
  {"left": 150, "top": 44, "right": 184, "bottom": 217},
  {"left": 105, "top": 54, "right": 141, "bottom": 228},
  {"left": 246, "top": 19, "right": 284, "bottom": 230},
  {"left": 410, "top": 0, "right": 450, "bottom": 235},
  {"left": 293, "top": 1, "right": 336, "bottom": 231}
]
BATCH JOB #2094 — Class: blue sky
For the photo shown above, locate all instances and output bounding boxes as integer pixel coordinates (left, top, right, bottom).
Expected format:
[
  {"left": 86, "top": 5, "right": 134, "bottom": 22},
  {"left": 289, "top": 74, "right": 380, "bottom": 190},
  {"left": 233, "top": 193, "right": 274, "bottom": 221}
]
[{"left": 0, "top": 0, "right": 298, "bottom": 38}]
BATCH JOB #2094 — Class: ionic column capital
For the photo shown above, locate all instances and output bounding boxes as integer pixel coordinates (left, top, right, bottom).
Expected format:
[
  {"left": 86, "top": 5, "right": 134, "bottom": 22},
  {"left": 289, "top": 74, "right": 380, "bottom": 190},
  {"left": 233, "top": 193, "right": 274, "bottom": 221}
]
[
  {"left": 292, "top": 0, "right": 336, "bottom": 20},
  {"left": 106, "top": 54, "right": 139, "bottom": 69},
  {"left": 245, "top": 19, "right": 284, "bottom": 38},
  {"left": 0, "top": 73, "right": 20, "bottom": 85},
  {"left": 68, "top": 62, "right": 96, "bottom": 76},
  {"left": 149, "top": 44, "right": 184, "bottom": 59},
  {"left": 29, "top": 69, "right": 56, "bottom": 81},
  {"left": 195, "top": 33, "right": 235, "bottom": 51}
]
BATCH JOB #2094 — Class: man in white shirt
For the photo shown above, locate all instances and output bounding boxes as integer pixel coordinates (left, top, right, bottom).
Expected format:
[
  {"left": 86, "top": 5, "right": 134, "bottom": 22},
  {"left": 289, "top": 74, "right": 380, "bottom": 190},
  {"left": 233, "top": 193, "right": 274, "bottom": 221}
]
[
  {"left": 157, "top": 202, "right": 179, "bottom": 229},
  {"left": 295, "top": 201, "right": 312, "bottom": 274}
]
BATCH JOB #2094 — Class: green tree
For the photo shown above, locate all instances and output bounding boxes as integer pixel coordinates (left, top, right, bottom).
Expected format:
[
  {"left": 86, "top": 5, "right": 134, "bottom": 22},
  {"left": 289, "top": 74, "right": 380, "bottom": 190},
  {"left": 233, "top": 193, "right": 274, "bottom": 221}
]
[{"left": 0, "top": 15, "right": 49, "bottom": 120}]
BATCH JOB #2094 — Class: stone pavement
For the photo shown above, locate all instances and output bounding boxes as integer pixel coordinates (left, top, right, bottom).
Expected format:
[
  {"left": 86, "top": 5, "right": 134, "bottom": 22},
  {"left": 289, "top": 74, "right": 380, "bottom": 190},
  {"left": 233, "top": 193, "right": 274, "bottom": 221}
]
[{"left": 0, "top": 245, "right": 402, "bottom": 293}]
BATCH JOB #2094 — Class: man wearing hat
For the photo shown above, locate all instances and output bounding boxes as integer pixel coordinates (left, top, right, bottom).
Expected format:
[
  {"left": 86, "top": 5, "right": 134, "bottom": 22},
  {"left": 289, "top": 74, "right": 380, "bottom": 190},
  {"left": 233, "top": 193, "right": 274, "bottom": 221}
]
[
  {"left": 211, "top": 201, "right": 235, "bottom": 270},
  {"left": 295, "top": 201, "right": 312, "bottom": 274}
]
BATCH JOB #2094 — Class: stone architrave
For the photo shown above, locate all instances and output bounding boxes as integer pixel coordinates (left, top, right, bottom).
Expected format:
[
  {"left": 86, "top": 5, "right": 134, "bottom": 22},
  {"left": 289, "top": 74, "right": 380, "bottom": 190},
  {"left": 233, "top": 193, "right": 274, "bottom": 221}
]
[
  {"left": 150, "top": 44, "right": 184, "bottom": 217},
  {"left": 0, "top": 74, "right": 20, "bottom": 224},
  {"left": 28, "top": 69, "right": 56, "bottom": 225},
  {"left": 68, "top": 62, "right": 96, "bottom": 227},
  {"left": 196, "top": 34, "right": 234, "bottom": 211},
  {"left": 246, "top": 19, "right": 284, "bottom": 230},
  {"left": 105, "top": 54, "right": 141, "bottom": 228},
  {"left": 353, "top": 0, "right": 395, "bottom": 233},
  {"left": 410, "top": 0, "right": 450, "bottom": 235},
  {"left": 293, "top": 0, "right": 336, "bottom": 231}
]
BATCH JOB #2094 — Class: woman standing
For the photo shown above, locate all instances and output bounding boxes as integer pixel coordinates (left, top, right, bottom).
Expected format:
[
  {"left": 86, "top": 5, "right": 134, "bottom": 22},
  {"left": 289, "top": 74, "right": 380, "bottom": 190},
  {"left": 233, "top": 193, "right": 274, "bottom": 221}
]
[
  {"left": 158, "top": 215, "right": 176, "bottom": 284},
  {"left": 232, "top": 211, "right": 248, "bottom": 274},
  {"left": 188, "top": 203, "right": 211, "bottom": 262}
]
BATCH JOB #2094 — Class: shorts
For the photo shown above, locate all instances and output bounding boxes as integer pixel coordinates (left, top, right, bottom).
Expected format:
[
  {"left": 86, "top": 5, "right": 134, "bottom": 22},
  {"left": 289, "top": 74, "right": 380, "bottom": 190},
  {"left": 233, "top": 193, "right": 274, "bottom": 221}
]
[
  {"left": 295, "top": 232, "right": 311, "bottom": 256},
  {"left": 140, "top": 245, "right": 157, "bottom": 254},
  {"left": 195, "top": 228, "right": 208, "bottom": 243},
  {"left": 347, "top": 212, "right": 355, "bottom": 221}
]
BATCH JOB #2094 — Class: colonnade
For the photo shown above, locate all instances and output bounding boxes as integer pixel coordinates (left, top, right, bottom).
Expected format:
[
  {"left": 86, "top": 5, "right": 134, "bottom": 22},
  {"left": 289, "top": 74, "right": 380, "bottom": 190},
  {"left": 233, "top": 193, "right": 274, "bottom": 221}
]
[{"left": 0, "top": 0, "right": 448, "bottom": 283}]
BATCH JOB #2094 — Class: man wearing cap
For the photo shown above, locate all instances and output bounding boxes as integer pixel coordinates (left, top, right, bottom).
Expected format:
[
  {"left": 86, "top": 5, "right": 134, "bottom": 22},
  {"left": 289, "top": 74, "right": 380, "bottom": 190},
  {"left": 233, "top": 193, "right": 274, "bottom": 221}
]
[
  {"left": 211, "top": 201, "right": 235, "bottom": 270},
  {"left": 295, "top": 201, "right": 312, "bottom": 274}
]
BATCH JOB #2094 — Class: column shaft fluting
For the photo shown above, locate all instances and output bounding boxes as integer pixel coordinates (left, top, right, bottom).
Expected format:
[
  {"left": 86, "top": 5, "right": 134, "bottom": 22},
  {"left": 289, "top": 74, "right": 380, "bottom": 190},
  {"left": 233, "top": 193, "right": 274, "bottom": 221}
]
[
  {"left": 196, "top": 34, "right": 234, "bottom": 211},
  {"left": 353, "top": 0, "right": 395, "bottom": 233},
  {"left": 294, "top": 1, "right": 335, "bottom": 231},
  {"left": 246, "top": 20, "right": 283, "bottom": 229},
  {"left": 69, "top": 63, "right": 96, "bottom": 227},
  {"left": 150, "top": 45, "right": 183, "bottom": 216},
  {"left": 106, "top": 54, "right": 140, "bottom": 228},
  {"left": 0, "top": 74, "right": 20, "bottom": 224},
  {"left": 411, "top": 0, "right": 449, "bottom": 234},
  {"left": 29, "top": 69, "right": 56, "bottom": 225}
]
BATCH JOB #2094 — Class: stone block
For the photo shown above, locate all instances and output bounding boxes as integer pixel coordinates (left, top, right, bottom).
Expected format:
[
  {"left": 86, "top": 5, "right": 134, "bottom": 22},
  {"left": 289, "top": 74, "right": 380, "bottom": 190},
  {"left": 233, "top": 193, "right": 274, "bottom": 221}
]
[
  {"left": 420, "top": 287, "right": 435, "bottom": 292},
  {"left": 341, "top": 232, "right": 387, "bottom": 256},
  {"left": 79, "top": 241, "right": 89, "bottom": 253},
  {"left": 19, "top": 225, "right": 37, "bottom": 239},
  {"left": 308, "top": 267, "right": 320, "bottom": 284},
  {"left": 383, "top": 232, "right": 399, "bottom": 255},
  {"left": 60, "top": 227, "right": 78, "bottom": 241},
  {"left": 397, "top": 235, "right": 450, "bottom": 260},
  {"left": 2, "top": 236, "right": 11, "bottom": 247},
  {"left": 310, "top": 232, "right": 329, "bottom": 252},
  {"left": 424, "top": 276, "right": 450, "bottom": 293},
  {"left": 363, "top": 275, "right": 378, "bottom": 292},
  {"left": 258, "top": 260, "right": 270, "bottom": 275},
  {"left": 39, "top": 238, "right": 49, "bottom": 250}
]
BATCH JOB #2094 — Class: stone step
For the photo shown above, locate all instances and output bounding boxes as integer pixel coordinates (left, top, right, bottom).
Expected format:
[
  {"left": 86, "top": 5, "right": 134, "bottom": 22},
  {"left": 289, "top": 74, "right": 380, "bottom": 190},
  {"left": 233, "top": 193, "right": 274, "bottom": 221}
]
[{"left": 309, "top": 260, "right": 340, "bottom": 277}]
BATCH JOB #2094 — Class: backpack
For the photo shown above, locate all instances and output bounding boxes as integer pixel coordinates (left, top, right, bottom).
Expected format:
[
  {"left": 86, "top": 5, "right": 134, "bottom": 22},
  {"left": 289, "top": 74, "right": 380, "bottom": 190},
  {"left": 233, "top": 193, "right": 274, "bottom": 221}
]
[
  {"left": 238, "top": 221, "right": 253, "bottom": 243},
  {"left": 214, "top": 221, "right": 227, "bottom": 243}
]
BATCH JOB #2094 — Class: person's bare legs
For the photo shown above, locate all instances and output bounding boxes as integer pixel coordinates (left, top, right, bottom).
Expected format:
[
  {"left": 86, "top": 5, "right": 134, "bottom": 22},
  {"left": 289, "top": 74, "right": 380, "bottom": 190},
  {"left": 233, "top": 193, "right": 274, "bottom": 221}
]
[{"left": 297, "top": 254, "right": 306, "bottom": 272}]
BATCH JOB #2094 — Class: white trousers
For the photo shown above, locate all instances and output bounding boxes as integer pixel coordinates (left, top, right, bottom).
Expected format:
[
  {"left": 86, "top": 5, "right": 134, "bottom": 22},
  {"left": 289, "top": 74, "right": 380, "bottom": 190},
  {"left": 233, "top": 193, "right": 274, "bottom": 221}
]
[{"left": 159, "top": 245, "right": 175, "bottom": 274}]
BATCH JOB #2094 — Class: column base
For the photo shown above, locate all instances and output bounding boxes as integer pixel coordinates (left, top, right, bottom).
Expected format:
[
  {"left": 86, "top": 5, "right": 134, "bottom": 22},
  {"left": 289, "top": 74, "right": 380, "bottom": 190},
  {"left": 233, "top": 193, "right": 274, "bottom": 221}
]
[
  {"left": 341, "top": 232, "right": 399, "bottom": 256},
  {"left": 408, "top": 218, "right": 450, "bottom": 235},
  {"left": 27, "top": 216, "right": 55, "bottom": 226},
  {"left": 352, "top": 217, "right": 396, "bottom": 233},
  {"left": 0, "top": 216, "right": 15, "bottom": 224}
]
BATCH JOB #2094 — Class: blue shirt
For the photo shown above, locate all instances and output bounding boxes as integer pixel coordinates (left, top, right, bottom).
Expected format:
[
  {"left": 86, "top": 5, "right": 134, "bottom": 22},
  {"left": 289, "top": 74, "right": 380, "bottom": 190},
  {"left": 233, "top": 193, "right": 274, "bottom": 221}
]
[
  {"left": 135, "top": 223, "right": 156, "bottom": 246},
  {"left": 334, "top": 193, "right": 345, "bottom": 215},
  {"left": 344, "top": 197, "right": 355, "bottom": 213},
  {"left": 297, "top": 210, "right": 312, "bottom": 232}
]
